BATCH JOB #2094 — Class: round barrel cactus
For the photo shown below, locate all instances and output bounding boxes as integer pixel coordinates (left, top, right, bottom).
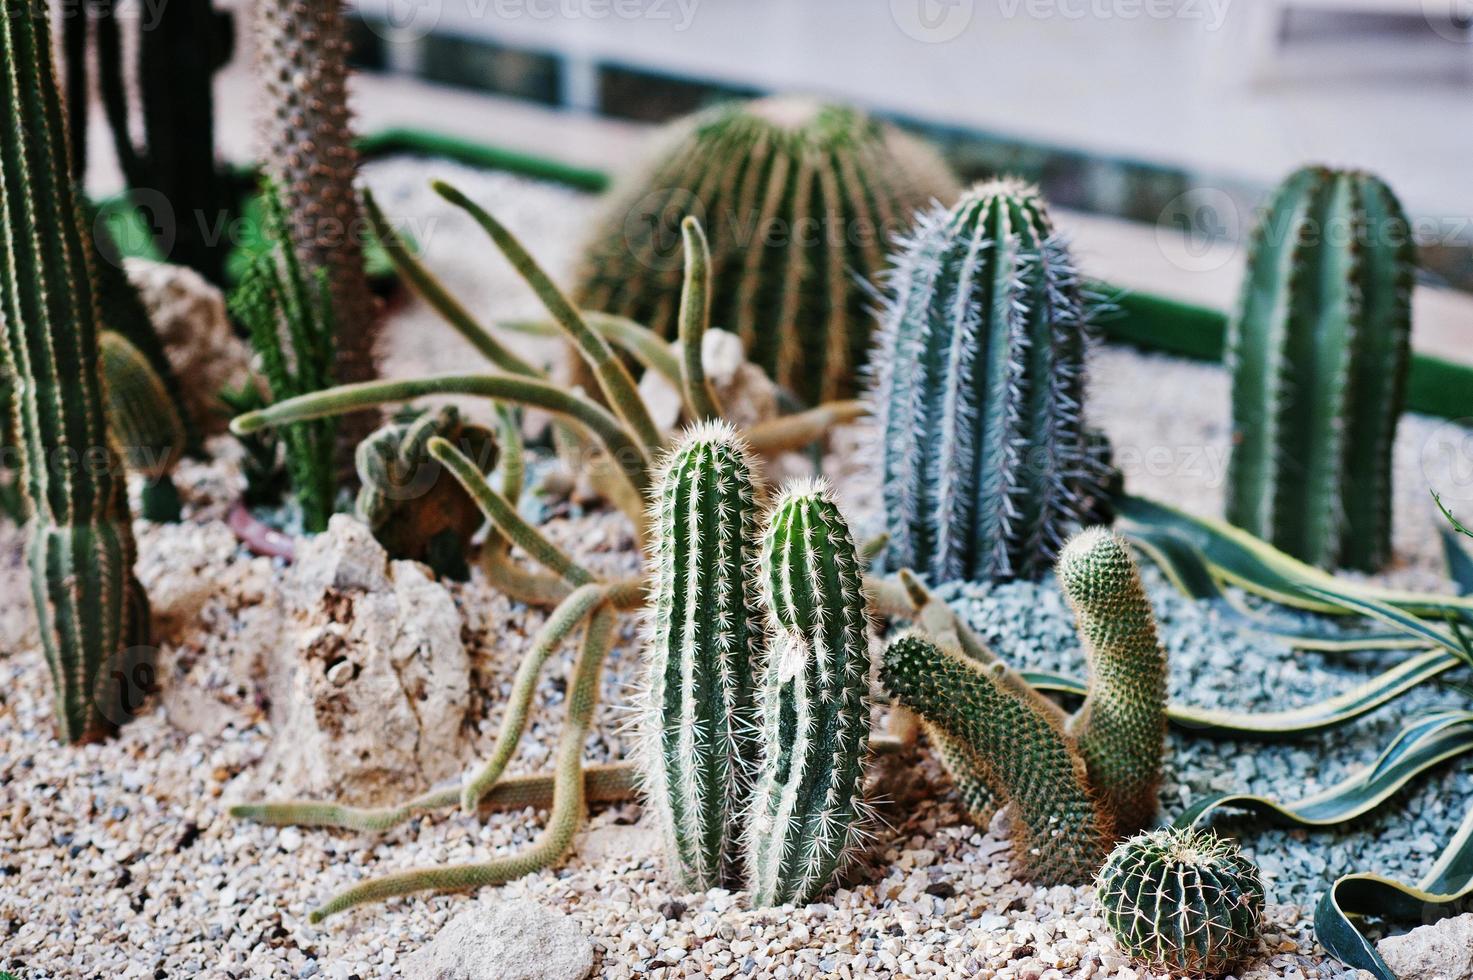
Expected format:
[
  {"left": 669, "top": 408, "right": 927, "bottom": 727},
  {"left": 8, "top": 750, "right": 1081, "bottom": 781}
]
[
  {"left": 575, "top": 96, "right": 958, "bottom": 405},
  {"left": 1096, "top": 828, "right": 1264, "bottom": 977}
]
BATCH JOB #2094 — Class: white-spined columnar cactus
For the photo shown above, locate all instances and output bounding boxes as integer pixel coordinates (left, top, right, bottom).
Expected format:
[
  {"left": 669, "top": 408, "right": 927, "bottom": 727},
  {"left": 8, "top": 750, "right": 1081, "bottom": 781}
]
[
  {"left": 636, "top": 420, "right": 766, "bottom": 890},
  {"left": 746, "top": 479, "right": 874, "bottom": 907},
  {"left": 869, "top": 179, "right": 1105, "bottom": 583}
]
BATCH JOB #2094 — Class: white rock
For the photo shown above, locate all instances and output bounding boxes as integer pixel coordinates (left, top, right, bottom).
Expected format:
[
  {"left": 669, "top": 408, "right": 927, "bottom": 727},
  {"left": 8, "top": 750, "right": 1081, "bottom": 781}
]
[
  {"left": 403, "top": 899, "right": 594, "bottom": 980},
  {"left": 636, "top": 329, "right": 780, "bottom": 434},
  {"left": 1377, "top": 913, "right": 1473, "bottom": 980}
]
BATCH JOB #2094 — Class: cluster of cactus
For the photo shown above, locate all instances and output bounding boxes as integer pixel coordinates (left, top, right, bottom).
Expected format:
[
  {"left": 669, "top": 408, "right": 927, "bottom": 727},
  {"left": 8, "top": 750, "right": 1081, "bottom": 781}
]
[
  {"left": 253, "top": 0, "right": 378, "bottom": 446},
  {"left": 575, "top": 96, "right": 959, "bottom": 405},
  {"left": 355, "top": 406, "right": 499, "bottom": 580},
  {"left": 98, "top": 331, "right": 188, "bottom": 522},
  {"left": 0, "top": 4, "right": 152, "bottom": 743},
  {"left": 229, "top": 183, "right": 339, "bottom": 533},
  {"left": 879, "top": 527, "right": 1168, "bottom": 884},
  {"left": 1096, "top": 828, "right": 1265, "bottom": 977},
  {"left": 868, "top": 179, "right": 1109, "bottom": 584},
  {"left": 65, "top": 0, "right": 237, "bottom": 285},
  {"left": 1226, "top": 165, "right": 1415, "bottom": 572}
]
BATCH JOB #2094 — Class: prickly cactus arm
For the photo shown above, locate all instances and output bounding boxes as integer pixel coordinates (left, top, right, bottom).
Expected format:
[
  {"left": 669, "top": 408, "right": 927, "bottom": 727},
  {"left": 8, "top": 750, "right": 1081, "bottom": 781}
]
[
  {"left": 98, "top": 331, "right": 187, "bottom": 482},
  {"left": 1057, "top": 528, "right": 1167, "bottom": 835},
  {"left": 637, "top": 421, "right": 765, "bottom": 890},
  {"left": 923, "top": 722, "right": 999, "bottom": 823},
  {"left": 0, "top": 4, "right": 149, "bottom": 743},
  {"left": 746, "top": 480, "right": 873, "bottom": 907},
  {"left": 879, "top": 635, "right": 1109, "bottom": 885}
]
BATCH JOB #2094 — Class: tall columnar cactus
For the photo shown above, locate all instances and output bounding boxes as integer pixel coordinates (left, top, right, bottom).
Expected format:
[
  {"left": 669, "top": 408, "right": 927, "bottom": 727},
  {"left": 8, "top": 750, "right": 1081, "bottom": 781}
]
[
  {"left": 746, "top": 480, "right": 873, "bottom": 907},
  {"left": 880, "top": 635, "right": 1111, "bottom": 885},
  {"left": 1057, "top": 528, "right": 1168, "bottom": 836},
  {"left": 635, "top": 421, "right": 766, "bottom": 891},
  {"left": 356, "top": 407, "right": 498, "bottom": 580},
  {"left": 1226, "top": 165, "right": 1414, "bottom": 572},
  {"left": 98, "top": 331, "right": 188, "bottom": 523},
  {"left": 1096, "top": 828, "right": 1265, "bottom": 977},
  {"left": 0, "top": 3, "right": 151, "bottom": 743},
  {"left": 254, "top": 0, "right": 377, "bottom": 448},
  {"left": 869, "top": 179, "right": 1105, "bottom": 584},
  {"left": 575, "top": 97, "right": 959, "bottom": 405}
]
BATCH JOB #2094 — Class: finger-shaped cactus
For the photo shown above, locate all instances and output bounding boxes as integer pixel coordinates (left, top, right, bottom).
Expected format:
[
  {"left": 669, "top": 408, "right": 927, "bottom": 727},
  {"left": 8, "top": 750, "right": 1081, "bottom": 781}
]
[
  {"left": 1226, "top": 165, "right": 1414, "bottom": 572},
  {"left": 879, "top": 635, "right": 1110, "bottom": 885},
  {"left": 355, "top": 406, "right": 497, "bottom": 580},
  {"left": 1057, "top": 528, "right": 1168, "bottom": 836},
  {"left": 576, "top": 97, "right": 958, "bottom": 405},
  {"left": 1096, "top": 828, "right": 1265, "bottom": 977},
  {"left": 746, "top": 480, "right": 873, "bottom": 907},
  {"left": 99, "top": 331, "right": 187, "bottom": 522},
  {"left": 636, "top": 420, "right": 765, "bottom": 891},
  {"left": 0, "top": 4, "right": 150, "bottom": 743},
  {"left": 868, "top": 179, "right": 1106, "bottom": 584}
]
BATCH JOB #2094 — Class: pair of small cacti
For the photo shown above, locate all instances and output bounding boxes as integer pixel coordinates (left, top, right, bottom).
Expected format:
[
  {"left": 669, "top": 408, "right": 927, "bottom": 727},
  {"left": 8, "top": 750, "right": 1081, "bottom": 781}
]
[{"left": 636, "top": 422, "right": 871, "bottom": 906}]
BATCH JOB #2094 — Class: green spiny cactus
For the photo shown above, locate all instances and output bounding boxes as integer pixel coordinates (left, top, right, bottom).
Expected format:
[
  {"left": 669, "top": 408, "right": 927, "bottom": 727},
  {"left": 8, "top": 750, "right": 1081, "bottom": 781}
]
[
  {"left": 1096, "top": 828, "right": 1264, "bottom": 977},
  {"left": 576, "top": 97, "right": 958, "bottom": 405},
  {"left": 868, "top": 178, "right": 1106, "bottom": 584},
  {"left": 879, "top": 634, "right": 1110, "bottom": 885},
  {"left": 355, "top": 406, "right": 497, "bottom": 580},
  {"left": 99, "top": 331, "right": 187, "bottom": 522},
  {"left": 1057, "top": 527, "right": 1168, "bottom": 836},
  {"left": 636, "top": 420, "right": 766, "bottom": 891},
  {"left": 1226, "top": 165, "right": 1414, "bottom": 572},
  {"left": 746, "top": 479, "right": 873, "bottom": 907},
  {"left": 0, "top": 2, "right": 151, "bottom": 743}
]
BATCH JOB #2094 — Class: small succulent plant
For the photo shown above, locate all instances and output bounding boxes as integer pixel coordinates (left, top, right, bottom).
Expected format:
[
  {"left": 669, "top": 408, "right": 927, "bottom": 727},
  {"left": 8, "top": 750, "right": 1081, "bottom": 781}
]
[
  {"left": 1096, "top": 828, "right": 1264, "bottom": 977},
  {"left": 1226, "top": 165, "right": 1414, "bottom": 572}
]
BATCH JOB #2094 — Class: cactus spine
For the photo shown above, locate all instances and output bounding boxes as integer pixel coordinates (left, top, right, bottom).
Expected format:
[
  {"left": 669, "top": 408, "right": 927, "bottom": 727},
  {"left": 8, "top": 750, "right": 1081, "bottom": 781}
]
[
  {"left": 746, "top": 479, "right": 873, "bottom": 907},
  {"left": 1058, "top": 528, "right": 1168, "bottom": 835},
  {"left": 0, "top": 3, "right": 150, "bottom": 743},
  {"left": 576, "top": 97, "right": 958, "bottom": 405},
  {"left": 1226, "top": 165, "right": 1414, "bottom": 572},
  {"left": 98, "top": 331, "right": 187, "bottom": 523},
  {"left": 636, "top": 421, "right": 765, "bottom": 890},
  {"left": 869, "top": 179, "right": 1104, "bottom": 584},
  {"left": 1096, "top": 828, "right": 1265, "bottom": 977}
]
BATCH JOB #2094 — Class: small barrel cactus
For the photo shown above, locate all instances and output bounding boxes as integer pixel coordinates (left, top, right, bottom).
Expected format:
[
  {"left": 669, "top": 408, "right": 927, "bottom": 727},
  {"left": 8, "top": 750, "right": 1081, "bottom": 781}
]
[
  {"left": 636, "top": 420, "right": 766, "bottom": 891},
  {"left": 746, "top": 479, "right": 873, "bottom": 906},
  {"left": 1057, "top": 528, "right": 1168, "bottom": 836},
  {"left": 1226, "top": 165, "right": 1414, "bottom": 572},
  {"left": 575, "top": 97, "right": 959, "bottom": 405},
  {"left": 869, "top": 179, "right": 1106, "bottom": 584},
  {"left": 1097, "top": 828, "right": 1265, "bottom": 977},
  {"left": 99, "top": 331, "right": 188, "bottom": 523},
  {"left": 355, "top": 406, "right": 497, "bottom": 580}
]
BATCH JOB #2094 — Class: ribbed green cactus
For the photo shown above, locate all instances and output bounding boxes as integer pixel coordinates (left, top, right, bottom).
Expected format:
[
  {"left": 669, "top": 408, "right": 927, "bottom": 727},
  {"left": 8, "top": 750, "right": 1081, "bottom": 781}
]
[
  {"left": 355, "top": 406, "right": 497, "bottom": 580},
  {"left": 0, "top": 3, "right": 151, "bottom": 743},
  {"left": 1058, "top": 528, "right": 1167, "bottom": 835},
  {"left": 869, "top": 179, "right": 1106, "bottom": 584},
  {"left": 1226, "top": 165, "right": 1414, "bottom": 572},
  {"left": 1096, "top": 828, "right": 1265, "bottom": 977},
  {"left": 576, "top": 97, "right": 958, "bottom": 405},
  {"left": 636, "top": 420, "right": 765, "bottom": 891},
  {"left": 880, "top": 634, "right": 1110, "bottom": 885},
  {"left": 99, "top": 331, "right": 187, "bottom": 523},
  {"left": 746, "top": 479, "right": 873, "bottom": 907}
]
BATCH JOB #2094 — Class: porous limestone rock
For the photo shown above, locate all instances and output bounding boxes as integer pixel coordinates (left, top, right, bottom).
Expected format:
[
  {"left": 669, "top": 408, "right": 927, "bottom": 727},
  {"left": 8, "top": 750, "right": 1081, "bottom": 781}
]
[
  {"left": 404, "top": 899, "right": 594, "bottom": 980},
  {"left": 1378, "top": 913, "right": 1473, "bottom": 980}
]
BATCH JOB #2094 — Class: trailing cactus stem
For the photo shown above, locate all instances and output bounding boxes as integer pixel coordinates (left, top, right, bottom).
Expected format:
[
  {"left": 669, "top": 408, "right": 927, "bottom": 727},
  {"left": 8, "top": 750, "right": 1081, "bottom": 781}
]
[
  {"left": 743, "top": 401, "right": 868, "bottom": 456},
  {"left": 677, "top": 218, "right": 722, "bottom": 421},
  {"left": 309, "top": 601, "right": 616, "bottom": 922},
  {"left": 746, "top": 481, "right": 874, "bottom": 907},
  {"left": 637, "top": 422, "right": 764, "bottom": 890},
  {"left": 1058, "top": 528, "right": 1168, "bottom": 835}
]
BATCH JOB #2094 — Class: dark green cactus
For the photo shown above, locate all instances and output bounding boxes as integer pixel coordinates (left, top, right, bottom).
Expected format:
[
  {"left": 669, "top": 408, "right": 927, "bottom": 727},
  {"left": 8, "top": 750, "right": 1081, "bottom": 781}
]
[
  {"left": 1226, "top": 165, "right": 1414, "bottom": 572},
  {"left": 355, "top": 406, "right": 497, "bottom": 580},
  {"left": 0, "top": 2, "right": 151, "bottom": 743},
  {"left": 1058, "top": 528, "right": 1168, "bottom": 836},
  {"left": 576, "top": 97, "right": 958, "bottom": 405},
  {"left": 746, "top": 479, "right": 873, "bottom": 907},
  {"left": 98, "top": 331, "right": 187, "bottom": 522},
  {"left": 636, "top": 420, "right": 765, "bottom": 891},
  {"left": 868, "top": 179, "right": 1106, "bottom": 584},
  {"left": 1097, "top": 828, "right": 1264, "bottom": 977}
]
